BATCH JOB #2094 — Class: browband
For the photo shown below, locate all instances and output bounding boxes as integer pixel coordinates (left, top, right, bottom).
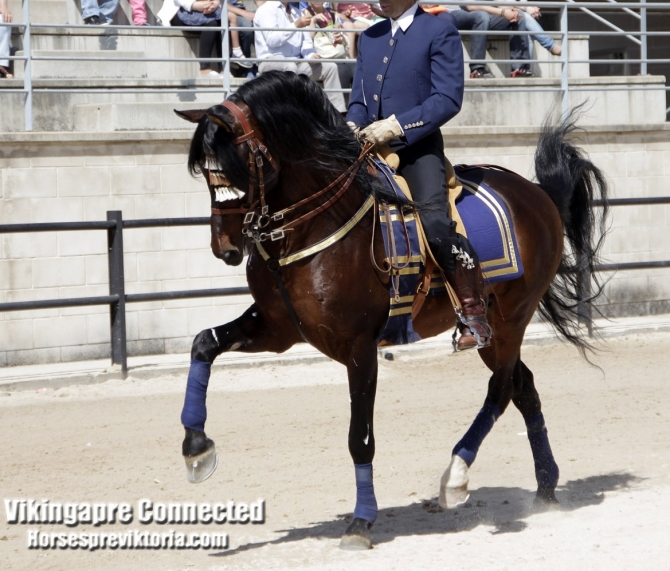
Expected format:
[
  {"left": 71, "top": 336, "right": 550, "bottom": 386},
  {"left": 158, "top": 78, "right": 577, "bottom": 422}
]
[{"left": 221, "top": 100, "right": 256, "bottom": 144}]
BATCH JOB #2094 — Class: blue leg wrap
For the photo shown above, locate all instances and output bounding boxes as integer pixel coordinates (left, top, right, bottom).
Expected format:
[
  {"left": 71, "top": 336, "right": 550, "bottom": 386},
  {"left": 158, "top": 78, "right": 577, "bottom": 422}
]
[
  {"left": 353, "top": 463, "right": 378, "bottom": 524},
  {"left": 525, "top": 413, "right": 559, "bottom": 489},
  {"left": 180, "top": 359, "right": 212, "bottom": 432},
  {"left": 452, "top": 401, "right": 501, "bottom": 467}
]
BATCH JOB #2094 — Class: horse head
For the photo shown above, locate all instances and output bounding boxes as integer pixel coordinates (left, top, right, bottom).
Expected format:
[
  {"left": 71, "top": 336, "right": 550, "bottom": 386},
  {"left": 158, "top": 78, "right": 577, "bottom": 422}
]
[{"left": 175, "top": 102, "right": 280, "bottom": 266}]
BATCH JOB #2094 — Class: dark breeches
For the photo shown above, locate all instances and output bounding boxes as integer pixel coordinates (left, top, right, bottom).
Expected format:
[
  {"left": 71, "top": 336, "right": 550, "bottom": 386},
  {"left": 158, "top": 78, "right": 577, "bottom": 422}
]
[
  {"left": 171, "top": 16, "right": 222, "bottom": 70},
  {"left": 392, "top": 130, "right": 475, "bottom": 273}
]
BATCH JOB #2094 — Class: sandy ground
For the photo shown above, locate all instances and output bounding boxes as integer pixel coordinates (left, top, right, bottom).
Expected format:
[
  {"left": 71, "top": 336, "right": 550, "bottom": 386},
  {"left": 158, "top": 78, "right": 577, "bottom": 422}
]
[{"left": 1, "top": 332, "right": 670, "bottom": 570}]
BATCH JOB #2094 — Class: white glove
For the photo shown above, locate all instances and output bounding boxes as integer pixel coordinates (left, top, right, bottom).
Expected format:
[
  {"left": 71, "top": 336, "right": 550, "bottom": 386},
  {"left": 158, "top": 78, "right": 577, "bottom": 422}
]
[
  {"left": 359, "top": 115, "right": 403, "bottom": 145},
  {"left": 347, "top": 121, "right": 360, "bottom": 134}
]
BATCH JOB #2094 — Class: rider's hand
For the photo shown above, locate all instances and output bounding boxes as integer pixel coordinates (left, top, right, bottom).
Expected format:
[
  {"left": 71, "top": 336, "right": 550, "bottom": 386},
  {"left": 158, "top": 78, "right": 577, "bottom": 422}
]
[
  {"left": 358, "top": 115, "right": 403, "bottom": 145},
  {"left": 347, "top": 121, "right": 360, "bottom": 135}
]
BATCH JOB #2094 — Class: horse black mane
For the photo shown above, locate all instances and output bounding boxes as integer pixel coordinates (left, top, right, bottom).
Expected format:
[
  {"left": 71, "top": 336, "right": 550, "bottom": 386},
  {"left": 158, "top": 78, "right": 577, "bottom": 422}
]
[{"left": 188, "top": 70, "right": 409, "bottom": 206}]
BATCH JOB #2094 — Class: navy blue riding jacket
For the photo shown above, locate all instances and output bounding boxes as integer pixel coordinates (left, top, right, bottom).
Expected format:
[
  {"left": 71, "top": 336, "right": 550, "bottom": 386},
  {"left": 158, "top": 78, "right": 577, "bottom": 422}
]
[{"left": 347, "top": 6, "right": 464, "bottom": 147}]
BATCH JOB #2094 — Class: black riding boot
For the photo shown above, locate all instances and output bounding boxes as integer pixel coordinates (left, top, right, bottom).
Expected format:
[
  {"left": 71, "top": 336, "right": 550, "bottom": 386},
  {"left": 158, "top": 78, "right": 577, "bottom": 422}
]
[{"left": 445, "top": 256, "right": 492, "bottom": 351}]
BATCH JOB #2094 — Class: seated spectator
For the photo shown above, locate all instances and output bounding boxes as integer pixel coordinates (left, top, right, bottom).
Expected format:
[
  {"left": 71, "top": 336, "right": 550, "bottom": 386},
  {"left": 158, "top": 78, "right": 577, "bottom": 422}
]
[
  {"left": 439, "top": 3, "right": 533, "bottom": 78},
  {"left": 227, "top": 0, "right": 257, "bottom": 63},
  {"left": 333, "top": 2, "right": 383, "bottom": 58},
  {"left": 253, "top": 1, "right": 346, "bottom": 112},
  {"left": 0, "top": 0, "right": 12, "bottom": 78},
  {"left": 304, "top": 1, "right": 355, "bottom": 102},
  {"left": 158, "top": 0, "right": 252, "bottom": 76},
  {"left": 82, "top": 0, "right": 149, "bottom": 26},
  {"left": 515, "top": 0, "right": 561, "bottom": 56}
]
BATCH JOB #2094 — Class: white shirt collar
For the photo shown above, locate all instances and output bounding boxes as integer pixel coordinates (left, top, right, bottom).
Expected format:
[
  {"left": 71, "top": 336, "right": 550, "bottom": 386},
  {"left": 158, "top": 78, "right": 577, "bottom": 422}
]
[{"left": 391, "top": 3, "right": 419, "bottom": 37}]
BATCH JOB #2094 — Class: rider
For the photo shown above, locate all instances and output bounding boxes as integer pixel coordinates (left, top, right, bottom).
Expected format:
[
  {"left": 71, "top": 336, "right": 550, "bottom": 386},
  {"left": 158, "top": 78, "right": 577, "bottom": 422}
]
[{"left": 346, "top": 0, "right": 491, "bottom": 350}]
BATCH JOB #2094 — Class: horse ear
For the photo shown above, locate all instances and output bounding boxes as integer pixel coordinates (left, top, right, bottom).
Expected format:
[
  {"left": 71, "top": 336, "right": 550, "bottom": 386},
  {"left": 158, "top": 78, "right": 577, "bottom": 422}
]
[
  {"left": 174, "top": 109, "right": 208, "bottom": 123},
  {"left": 206, "top": 105, "right": 237, "bottom": 134}
]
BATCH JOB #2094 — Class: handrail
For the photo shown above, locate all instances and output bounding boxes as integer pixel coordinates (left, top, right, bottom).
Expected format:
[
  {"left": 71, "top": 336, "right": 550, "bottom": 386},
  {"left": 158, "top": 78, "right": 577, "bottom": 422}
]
[
  {"left": 0, "top": 197, "right": 668, "bottom": 366},
  {"left": 3, "top": 0, "right": 670, "bottom": 130}
]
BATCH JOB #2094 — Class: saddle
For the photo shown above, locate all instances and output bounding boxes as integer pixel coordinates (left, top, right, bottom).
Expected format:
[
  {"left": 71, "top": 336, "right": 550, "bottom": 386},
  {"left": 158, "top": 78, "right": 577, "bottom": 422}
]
[
  {"left": 372, "top": 145, "right": 466, "bottom": 322},
  {"left": 371, "top": 145, "right": 524, "bottom": 346}
]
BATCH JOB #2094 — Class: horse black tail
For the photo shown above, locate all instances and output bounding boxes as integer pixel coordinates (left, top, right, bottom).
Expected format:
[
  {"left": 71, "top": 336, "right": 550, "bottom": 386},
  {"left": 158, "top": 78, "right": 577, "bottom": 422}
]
[{"left": 534, "top": 112, "right": 609, "bottom": 351}]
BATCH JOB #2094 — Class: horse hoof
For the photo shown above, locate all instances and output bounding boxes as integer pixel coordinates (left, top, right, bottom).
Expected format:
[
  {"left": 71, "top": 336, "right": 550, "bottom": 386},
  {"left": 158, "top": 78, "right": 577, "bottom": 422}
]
[
  {"left": 184, "top": 445, "right": 219, "bottom": 483},
  {"left": 439, "top": 455, "right": 470, "bottom": 509},
  {"left": 339, "top": 518, "right": 373, "bottom": 551},
  {"left": 439, "top": 486, "right": 470, "bottom": 510},
  {"left": 534, "top": 487, "right": 559, "bottom": 507}
]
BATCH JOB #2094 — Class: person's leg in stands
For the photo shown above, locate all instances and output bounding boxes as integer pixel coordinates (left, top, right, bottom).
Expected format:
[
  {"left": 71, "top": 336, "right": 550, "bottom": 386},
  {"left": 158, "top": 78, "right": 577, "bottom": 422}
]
[
  {"left": 98, "top": 0, "right": 121, "bottom": 24},
  {"left": 442, "top": 9, "right": 491, "bottom": 77},
  {"left": 81, "top": 0, "right": 101, "bottom": 23},
  {"left": 521, "top": 10, "right": 560, "bottom": 56},
  {"left": 129, "top": 0, "right": 148, "bottom": 26}
]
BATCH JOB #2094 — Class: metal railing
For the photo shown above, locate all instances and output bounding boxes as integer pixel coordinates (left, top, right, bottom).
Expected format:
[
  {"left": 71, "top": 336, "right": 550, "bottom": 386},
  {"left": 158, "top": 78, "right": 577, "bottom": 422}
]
[
  {"left": 1, "top": 196, "right": 669, "bottom": 368},
  {"left": 3, "top": 1, "right": 670, "bottom": 129},
  {"left": 0, "top": 212, "right": 250, "bottom": 374}
]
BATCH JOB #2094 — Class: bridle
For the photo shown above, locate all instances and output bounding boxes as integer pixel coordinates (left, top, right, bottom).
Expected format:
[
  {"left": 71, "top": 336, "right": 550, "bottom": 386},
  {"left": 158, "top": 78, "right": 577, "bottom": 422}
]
[
  {"left": 209, "top": 99, "right": 280, "bottom": 219},
  {"left": 208, "top": 98, "right": 373, "bottom": 244}
]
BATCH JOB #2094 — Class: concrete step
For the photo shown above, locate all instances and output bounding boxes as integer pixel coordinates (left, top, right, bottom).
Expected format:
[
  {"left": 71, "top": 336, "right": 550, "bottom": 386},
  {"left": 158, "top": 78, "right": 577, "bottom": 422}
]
[
  {"left": 14, "top": 50, "right": 148, "bottom": 79},
  {"left": 8, "top": 0, "right": 76, "bottom": 25},
  {"left": 64, "top": 75, "right": 667, "bottom": 131},
  {"left": 0, "top": 77, "right": 247, "bottom": 131},
  {"left": 73, "top": 100, "right": 228, "bottom": 131},
  {"left": 10, "top": 28, "right": 227, "bottom": 80}
]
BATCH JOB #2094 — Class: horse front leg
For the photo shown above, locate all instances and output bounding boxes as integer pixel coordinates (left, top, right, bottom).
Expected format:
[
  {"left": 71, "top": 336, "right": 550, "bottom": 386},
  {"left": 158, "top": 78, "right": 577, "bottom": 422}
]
[
  {"left": 181, "top": 303, "right": 295, "bottom": 483},
  {"left": 339, "top": 339, "right": 378, "bottom": 551}
]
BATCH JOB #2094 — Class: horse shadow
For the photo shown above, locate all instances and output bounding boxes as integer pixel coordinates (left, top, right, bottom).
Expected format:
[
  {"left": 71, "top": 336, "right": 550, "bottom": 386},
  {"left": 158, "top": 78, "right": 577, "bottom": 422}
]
[{"left": 210, "top": 472, "right": 642, "bottom": 556}]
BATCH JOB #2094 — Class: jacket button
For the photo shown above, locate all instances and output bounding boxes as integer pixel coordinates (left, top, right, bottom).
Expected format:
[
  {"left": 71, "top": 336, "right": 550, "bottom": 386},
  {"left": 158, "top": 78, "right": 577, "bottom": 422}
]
[
  {"left": 373, "top": 94, "right": 378, "bottom": 101},
  {"left": 376, "top": 74, "right": 382, "bottom": 81},
  {"left": 389, "top": 39, "right": 394, "bottom": 46},
  {"left": 383, "top": 57, "right": 388, "bottom": 63}
]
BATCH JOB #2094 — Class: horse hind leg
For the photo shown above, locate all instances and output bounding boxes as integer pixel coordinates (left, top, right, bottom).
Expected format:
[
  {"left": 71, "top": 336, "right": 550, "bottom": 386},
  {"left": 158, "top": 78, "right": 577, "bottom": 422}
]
[
  {"left": 182, "top": 304, "right": 294, "bottom": 483},
  {"left": 512, "top": 359, "right": 560, "bottom": 506}
]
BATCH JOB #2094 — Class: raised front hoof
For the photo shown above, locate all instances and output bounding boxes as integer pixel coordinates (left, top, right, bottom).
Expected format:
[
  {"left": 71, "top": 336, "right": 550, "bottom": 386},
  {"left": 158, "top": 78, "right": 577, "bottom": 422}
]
[
  {"left": 339, "top": 518, "right": 373, "bottom": 551},
  {"left": 184, "top": 445, "right": 219, "bottom": 483},
  {"left": 533, "top": 487, "right": 559, "bottom": 509},
  {"left": 182, "top": 429, "right": 218, "bottom": 484}
]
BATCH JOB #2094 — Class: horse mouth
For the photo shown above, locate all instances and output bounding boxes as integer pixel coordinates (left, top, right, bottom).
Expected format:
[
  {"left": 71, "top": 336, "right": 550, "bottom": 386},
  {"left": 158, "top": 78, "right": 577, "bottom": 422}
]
[{"left": 213, "top": 186, "right": 246, "bottom": 203}]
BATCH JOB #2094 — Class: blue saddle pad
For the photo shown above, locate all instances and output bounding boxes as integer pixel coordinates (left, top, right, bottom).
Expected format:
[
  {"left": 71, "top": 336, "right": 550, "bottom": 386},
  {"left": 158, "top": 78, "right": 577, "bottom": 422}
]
[{"left": 454, "top": 167, "right": 524, "bottom": 284}]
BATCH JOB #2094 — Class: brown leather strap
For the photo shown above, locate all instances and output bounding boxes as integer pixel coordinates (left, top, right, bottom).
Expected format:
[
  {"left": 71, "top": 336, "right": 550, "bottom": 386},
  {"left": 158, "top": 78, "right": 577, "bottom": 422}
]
[
  {"left": 411, "top": 256, "right": 435, "bottom": 320},
  {"left": 221, "top": 100, "right": 256, "bottom": 144}
]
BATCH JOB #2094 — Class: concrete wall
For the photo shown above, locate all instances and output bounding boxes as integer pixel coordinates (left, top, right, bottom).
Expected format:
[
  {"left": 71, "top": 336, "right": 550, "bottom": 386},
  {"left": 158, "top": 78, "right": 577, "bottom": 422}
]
[{"left": 2, "top": 124, "right": 670, "bottom": 367}]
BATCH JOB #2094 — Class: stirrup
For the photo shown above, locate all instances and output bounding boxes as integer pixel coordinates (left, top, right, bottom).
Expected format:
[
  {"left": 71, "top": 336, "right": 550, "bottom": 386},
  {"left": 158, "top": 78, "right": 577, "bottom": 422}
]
[{"left": 451, "top": 316, "right": 491, "bottom": 352}]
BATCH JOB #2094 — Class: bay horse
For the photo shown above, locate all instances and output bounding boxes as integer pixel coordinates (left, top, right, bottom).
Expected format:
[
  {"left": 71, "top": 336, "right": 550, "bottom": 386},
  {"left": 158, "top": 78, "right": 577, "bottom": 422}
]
[{"left": 175, "top": 71, "right": 608, "bottom": 550}]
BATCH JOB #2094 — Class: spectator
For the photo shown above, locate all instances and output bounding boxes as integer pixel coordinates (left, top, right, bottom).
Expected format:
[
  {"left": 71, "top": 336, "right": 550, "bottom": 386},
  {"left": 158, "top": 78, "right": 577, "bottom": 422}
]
[
  {"left": 253, "top": 1, "right": 347, "bottom": 113},
  {"left": 334, "top": 2, "right": 384, "bottom": 58},
  {"left": 515, "top": 0, "right": 561, "bottom": 56},
  {"left": 82, "top": 0, "right": 149, "bottom": 25},
  {"left": 0, "top": 0, "right": 12, "bottom": 78},
  {"left": 227, "top": 0, "right": 257, "bottom": 61},
  {"left": 438, "top": 3, "right": 533, "bottom": 78},
  {"left": 158, "top": 0, "right": 252, "bottom": 76},
  {"left": 305, "top": 1, "right": 355, "bottom": 101}
]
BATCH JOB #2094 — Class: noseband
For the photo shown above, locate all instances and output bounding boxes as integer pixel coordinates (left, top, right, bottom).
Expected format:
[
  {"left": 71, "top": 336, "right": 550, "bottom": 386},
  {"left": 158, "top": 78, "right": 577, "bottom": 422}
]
[{"left": 209, "top": 99, "right": 280, "bottom": 218}]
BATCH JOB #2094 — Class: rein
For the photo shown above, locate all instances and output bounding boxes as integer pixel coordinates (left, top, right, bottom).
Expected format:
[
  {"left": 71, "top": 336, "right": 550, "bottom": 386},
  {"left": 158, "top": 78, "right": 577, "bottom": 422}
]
[{"left": 209, "top": 98, "right": 376, "bottom": 343}]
